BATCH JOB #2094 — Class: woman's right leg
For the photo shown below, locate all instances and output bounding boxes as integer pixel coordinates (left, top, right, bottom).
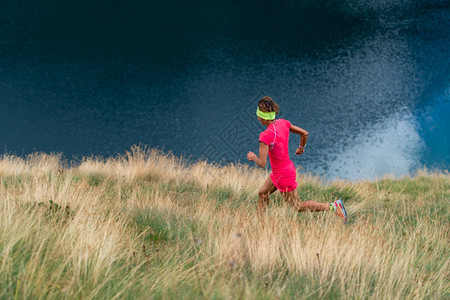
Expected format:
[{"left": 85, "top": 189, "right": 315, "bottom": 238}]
[
  {"left": 281, "top": 189, "right": 329, "bottom": 212},
  {"left": 258, "top": 176, "right": 278, "bottom": 213}
]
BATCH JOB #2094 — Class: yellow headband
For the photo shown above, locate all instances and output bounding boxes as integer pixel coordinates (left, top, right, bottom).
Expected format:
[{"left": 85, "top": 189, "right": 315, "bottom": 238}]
[{"left": 256, "top": 107, "right": 276, "bottom": 120}]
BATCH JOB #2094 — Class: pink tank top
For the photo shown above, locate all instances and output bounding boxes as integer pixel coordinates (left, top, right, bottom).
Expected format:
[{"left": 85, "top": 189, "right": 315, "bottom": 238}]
[{"left": 258, "top": 119, "right": 296, "bottom": 174}]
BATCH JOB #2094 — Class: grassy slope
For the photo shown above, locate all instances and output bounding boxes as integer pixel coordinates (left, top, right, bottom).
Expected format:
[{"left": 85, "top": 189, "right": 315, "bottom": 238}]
[{"left": 0, "top": 146, "right": 449, "bottom": 299}]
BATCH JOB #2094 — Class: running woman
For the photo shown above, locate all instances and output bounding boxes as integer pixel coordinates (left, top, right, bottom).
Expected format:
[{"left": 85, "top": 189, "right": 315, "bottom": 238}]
[{"left": 247, "top": 96, "right": 347, "bottom": 223}]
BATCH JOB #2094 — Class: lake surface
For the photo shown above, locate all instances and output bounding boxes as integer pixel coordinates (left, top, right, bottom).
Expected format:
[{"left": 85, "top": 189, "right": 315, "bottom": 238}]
[{"left": 1, "top": 0, "right": 449, "bottom": 180}]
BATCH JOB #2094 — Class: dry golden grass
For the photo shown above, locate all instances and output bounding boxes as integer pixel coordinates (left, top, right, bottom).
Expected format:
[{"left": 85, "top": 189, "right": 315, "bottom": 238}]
[{"left": 0, "top": 146, "right": 449, "bottom": 299}]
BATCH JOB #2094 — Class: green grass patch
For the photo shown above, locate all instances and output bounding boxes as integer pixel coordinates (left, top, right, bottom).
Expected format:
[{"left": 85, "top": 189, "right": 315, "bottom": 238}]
[
  {"left": 297, "top": 183, "right": 359, "bottom": 203},
  {"left": 129, "top": 208, "right": 202, "bottom": 244}
]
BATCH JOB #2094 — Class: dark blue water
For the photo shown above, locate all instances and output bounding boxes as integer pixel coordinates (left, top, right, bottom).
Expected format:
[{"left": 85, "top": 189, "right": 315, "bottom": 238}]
[{"left": 1, "top": 0, "right": 449, "bottom": 180}]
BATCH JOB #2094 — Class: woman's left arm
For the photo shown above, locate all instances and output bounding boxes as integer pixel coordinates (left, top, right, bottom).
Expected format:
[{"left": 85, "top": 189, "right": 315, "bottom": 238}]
[{"left": 247, "top": 142, "right": 269, "bottom": 167}]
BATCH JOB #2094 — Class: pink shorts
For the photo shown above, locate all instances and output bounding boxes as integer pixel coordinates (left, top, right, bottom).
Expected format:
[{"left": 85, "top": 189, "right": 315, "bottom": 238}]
[{"left": 270, "top": 172, "right": 298, "bottom": 192}]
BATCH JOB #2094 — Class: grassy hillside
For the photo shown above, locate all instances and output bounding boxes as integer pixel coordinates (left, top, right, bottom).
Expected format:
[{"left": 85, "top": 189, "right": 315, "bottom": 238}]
[{"left": 0, "top": 146, "right": 448, "bottom": 299}]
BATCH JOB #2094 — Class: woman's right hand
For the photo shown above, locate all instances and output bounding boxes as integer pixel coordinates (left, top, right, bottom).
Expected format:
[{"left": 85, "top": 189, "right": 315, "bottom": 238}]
[{"left": 295, "top": 147, "right": 305, "bottom": 155}]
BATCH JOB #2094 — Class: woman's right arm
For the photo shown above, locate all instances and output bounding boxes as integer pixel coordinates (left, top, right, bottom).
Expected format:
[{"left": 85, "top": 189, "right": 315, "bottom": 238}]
[{"left": 289, "top": 124, "right": 309, "bottom": 155}]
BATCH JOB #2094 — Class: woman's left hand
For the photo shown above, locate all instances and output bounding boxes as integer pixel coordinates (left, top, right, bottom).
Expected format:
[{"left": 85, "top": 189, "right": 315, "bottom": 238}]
[{"left": 247, "top": 151, "right": 257, "bottom": 161}]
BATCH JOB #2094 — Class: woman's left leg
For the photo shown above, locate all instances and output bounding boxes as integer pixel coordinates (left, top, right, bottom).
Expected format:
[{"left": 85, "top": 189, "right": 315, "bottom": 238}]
[
  {"left": 258, "top": 176, "right": 278, "bottom": 214},
  {"left": 281, "top": 189, "right": 329, "bottom": 212}
]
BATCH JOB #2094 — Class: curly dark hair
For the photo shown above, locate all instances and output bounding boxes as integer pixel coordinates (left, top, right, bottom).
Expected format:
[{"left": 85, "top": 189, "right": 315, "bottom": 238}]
[{"left": 258, "top": 96, "right": 280, "bottom": 114}]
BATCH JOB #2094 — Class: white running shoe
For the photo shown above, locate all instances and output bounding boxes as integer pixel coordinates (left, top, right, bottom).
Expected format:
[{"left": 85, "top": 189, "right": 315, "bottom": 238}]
[{"left": 331, "top": 199, "right": 348, "bottom": 224}]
